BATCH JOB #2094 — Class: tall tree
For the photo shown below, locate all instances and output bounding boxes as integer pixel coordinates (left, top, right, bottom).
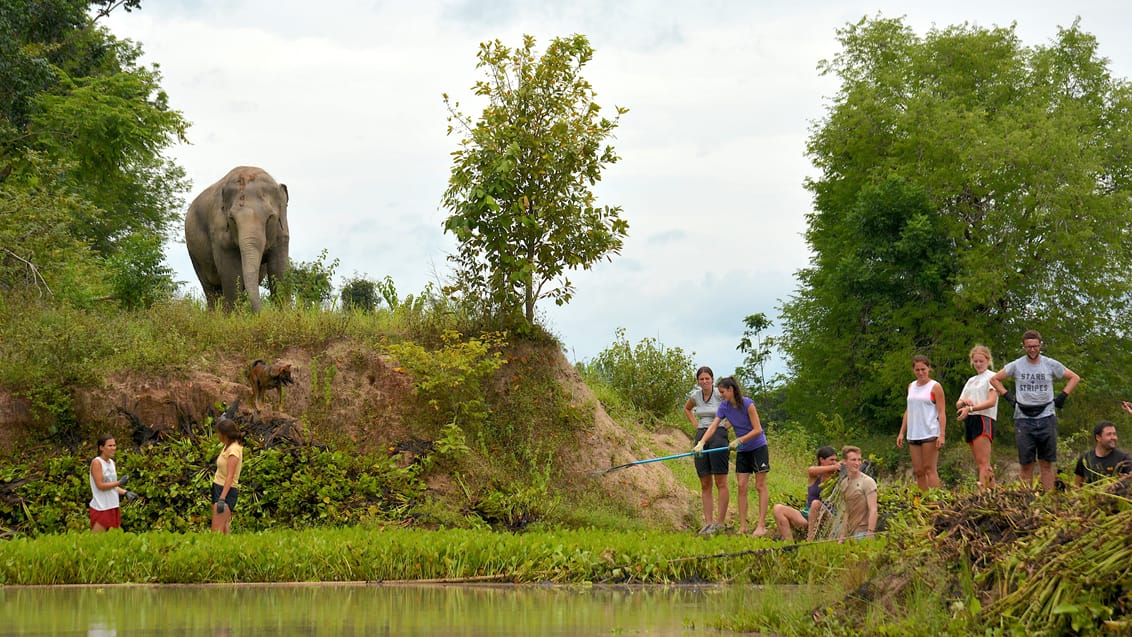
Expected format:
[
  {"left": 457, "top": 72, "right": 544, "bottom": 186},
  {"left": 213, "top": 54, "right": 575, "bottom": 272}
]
[
  {"left": 0, "top": 0, "right": 187, "bottom": 307},
  {"left": 779, "top": 17, "right": 1132, "bottom": 426},
  {"left": 442, "top": 34, "right": 629, "bottom": 325}
]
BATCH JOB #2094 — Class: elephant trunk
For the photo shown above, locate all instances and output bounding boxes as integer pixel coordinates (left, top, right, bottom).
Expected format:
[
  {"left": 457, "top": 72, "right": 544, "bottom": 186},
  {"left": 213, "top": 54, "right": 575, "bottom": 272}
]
[{"left": 238, "top": 228, "right": 266, "bottom": 313}]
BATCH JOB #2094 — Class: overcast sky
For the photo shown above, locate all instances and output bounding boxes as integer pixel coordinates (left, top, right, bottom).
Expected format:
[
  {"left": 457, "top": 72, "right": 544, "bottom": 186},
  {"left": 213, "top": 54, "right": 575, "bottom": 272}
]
[{"left": 102, "top": 1, "right": 1132, "bottom": 380}]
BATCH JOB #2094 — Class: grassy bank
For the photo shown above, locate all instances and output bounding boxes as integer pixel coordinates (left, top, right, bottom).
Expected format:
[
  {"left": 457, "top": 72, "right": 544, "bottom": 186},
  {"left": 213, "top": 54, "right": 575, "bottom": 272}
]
[{"left": 0, "top": 526, "right": 875, "bottom": 586}]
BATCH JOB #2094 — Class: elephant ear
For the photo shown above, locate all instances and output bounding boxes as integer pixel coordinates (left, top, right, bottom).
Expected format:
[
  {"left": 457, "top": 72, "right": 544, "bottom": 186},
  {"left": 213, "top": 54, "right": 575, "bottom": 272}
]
[{"left": 280, "top": 183, "right": 289, "bottom": 203}]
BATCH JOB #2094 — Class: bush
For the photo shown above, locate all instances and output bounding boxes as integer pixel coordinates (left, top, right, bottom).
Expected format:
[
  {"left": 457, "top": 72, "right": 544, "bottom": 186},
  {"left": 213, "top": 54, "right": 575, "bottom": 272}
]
[{"left": 587, "top": 328, "right": 694, "bottom": 419}]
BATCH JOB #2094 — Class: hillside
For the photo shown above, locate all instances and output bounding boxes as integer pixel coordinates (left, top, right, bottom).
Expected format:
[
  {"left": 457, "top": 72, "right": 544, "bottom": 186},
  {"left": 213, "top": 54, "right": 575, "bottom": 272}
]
[{"left": 0, "top": 338, "right": 697, "bottom": 530}]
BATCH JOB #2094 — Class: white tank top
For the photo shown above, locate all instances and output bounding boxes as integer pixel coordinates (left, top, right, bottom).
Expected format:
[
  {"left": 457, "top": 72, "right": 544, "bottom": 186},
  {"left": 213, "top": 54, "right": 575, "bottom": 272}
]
[
  {"left": 906, "top": 380, "right": 940, "bottom": 441},
  {"left": 89, "top": 457, "right": 120, "bottom": 511}
]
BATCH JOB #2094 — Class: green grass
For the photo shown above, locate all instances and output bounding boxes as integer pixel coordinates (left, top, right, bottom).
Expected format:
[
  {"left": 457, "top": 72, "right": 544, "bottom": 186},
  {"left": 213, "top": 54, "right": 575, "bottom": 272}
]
[{"left": 0, "top": 526, "right": 877, "bottom": 586}]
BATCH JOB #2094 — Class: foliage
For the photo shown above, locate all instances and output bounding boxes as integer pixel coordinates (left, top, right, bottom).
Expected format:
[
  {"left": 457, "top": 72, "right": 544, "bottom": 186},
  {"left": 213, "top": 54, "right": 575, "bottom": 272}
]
[
  {"left": 0, "top": 428, "right": 426, "bottom": 537},
  {"left": 0, "top": 0, "right": 188, "bottom": 308},
  {"left": 339, "top": 274, "right": 381, "bottom": 312},
  {"left": 0, "top": 525, "right": 866, "bottom": 585},
  {"left": 272, "top": 249, "right": 340, "bottom": 310},
  {"left": 386, "top": 330, "right": 508, "bottom": 440},
  {"left": 586, "top": 327, "right": 695, "bottom": 420},
  {"left": 442, "top": 34, "right": 629, "bottom": 324},
  {"left": 779, "top": 17, "right": 1132, "bottom": 428}
]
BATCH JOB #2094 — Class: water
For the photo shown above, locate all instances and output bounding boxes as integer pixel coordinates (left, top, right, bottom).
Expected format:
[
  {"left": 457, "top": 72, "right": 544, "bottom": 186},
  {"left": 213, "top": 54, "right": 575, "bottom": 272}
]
[{"left": 1, "top": 583, "right": 759, "bottom": 636}]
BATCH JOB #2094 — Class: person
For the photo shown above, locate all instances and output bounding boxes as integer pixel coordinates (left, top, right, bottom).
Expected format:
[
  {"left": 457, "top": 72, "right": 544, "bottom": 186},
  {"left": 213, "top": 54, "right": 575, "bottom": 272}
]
[
  {"left": 1073, "top": 421, "right": 1132, "bottom": 485},
  {"left": 684, "top": 366, "right": 729, "bottom": 535},
  {"left": 956, "top": 345, "right": 998, "bottom": 490},
  {"left": 897, "top": 355, "right": 946, "bottom": 490},
  {"left": 837, "top": 446, "right": 878, "bottom": 542},
  {"left": 991, "top": 329, "right": 1080, "bottom": 491},
  {"left": 88, "top": 435, "right": 136, "bottom": 532},
  {"left": 694, "top": 376, "right": 770, "bottom": 537},
  {"left": 212, "top": 417, "right": 245, "bottom": 534},
  {"left": 771, "top": 445, "right": 840, "bottom": 541},
  {"left": 1122, "top": 401, "right": 1132, "bottom": 416}
]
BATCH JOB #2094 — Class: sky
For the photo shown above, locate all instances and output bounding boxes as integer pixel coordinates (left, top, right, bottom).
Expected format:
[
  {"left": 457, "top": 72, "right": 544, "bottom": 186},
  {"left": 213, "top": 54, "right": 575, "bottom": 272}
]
[{"left": 101, "top": 1, "right": 1132, "bottom": 380}]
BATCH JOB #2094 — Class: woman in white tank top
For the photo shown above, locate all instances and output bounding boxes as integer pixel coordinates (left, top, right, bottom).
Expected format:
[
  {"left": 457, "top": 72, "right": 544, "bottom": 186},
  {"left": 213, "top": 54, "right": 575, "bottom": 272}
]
[
  {"left": 897, "top": 355, "right": 946, "bottom": 491},
  {"left": 88, "top": 435, "right": 130, "bottom": 532}
]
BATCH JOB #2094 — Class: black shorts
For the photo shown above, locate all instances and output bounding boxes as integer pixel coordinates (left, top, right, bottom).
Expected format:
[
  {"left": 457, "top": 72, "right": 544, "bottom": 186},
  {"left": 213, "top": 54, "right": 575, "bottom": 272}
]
[
  {"left": 694, "top": 427, "right": 730, "bottom": 476},
  {"left": 964, "top": 415, "right": 994, "bottom": 444},
  {"left": 212, "top": 483, "right": 239, "bottom": 512},
  {"left": 735, "top": 444, "right": 770, "bottom": 474},
  {"left": 908, "top": 437, "right": 937, "bottom": 446},
  {"left": 1015, "top": 415, "right": 1058, "bottom": 464}
]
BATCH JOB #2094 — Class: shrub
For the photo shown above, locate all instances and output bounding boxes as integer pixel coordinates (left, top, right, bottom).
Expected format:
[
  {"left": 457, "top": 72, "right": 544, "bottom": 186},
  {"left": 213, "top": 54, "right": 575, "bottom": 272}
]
[{"left": 587, "top": 328, "right": 694, "bottom": 419}]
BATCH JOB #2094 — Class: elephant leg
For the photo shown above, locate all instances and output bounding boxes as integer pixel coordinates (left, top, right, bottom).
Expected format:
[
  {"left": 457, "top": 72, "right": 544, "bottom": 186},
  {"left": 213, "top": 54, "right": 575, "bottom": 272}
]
[{"left": 213, "top": 248, "right": 244, "bottom": 311}]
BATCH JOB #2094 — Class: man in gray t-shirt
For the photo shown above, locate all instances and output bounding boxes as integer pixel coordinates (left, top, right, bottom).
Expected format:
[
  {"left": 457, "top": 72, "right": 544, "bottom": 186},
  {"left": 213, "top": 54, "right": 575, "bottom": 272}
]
[{"left": 991, "top": 329, "right": 1080, "bottom": 491}]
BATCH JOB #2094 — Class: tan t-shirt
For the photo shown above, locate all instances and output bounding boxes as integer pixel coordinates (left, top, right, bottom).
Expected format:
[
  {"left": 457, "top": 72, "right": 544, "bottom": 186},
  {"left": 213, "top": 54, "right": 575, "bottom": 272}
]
[
  {"left": 840, "top": 472, "right": 877, "bottom": 534},
  {"left": 213, "top": 442, "right": 243, "bottom": 487}
]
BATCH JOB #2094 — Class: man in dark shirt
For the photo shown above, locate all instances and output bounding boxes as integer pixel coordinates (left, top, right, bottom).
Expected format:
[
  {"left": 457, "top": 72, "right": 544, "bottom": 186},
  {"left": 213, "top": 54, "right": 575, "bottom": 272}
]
[{"left": 1074, "top": 421, "right": 1132, "bottom": 485}]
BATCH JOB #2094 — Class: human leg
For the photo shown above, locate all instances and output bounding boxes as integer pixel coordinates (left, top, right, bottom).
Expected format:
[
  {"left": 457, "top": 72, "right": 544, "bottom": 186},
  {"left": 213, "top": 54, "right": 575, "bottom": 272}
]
[
  {"left": 751, "top": 471, "right": 769, "bottom": 537},
  {"left": 920, "top": 442, "right": 940, "bottom": 489},
  {"left": 771, "top": 504, "right": 805, "bottom": 541},
  {"left": 971, "top": 436, "right": 994, "bottom": 489},
  {"left": 735, "top": 472, "right": 750, "bottom": 534},
  {"left": 1015, "top": 419, "right": 1039, "bottom": 488},
  {"left": 713, "top": 474, "right": 729, "bottom": 525},
  {"left": 699, "top": 475, "right": 714, "bottom": 527},
  {"left": 1035, "top": 416, "right": 1058, "bottom": 491},
  {"left": 1037, "top": 460, "right": 1056, "bottom": 491},
  {"left": 909, "top": 444, "right": 928, "bottom": 490}
]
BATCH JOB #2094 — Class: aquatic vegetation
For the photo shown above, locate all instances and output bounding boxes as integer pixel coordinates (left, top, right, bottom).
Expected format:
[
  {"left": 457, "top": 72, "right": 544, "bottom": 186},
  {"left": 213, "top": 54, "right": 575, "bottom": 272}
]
[{"left": 0, "top": 526, "right": 869, "bottom": 586}]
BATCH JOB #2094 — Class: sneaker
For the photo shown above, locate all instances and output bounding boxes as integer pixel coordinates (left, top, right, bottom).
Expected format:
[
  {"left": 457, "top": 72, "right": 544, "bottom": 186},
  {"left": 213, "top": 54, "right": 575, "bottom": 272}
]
[
  {"left": 697, "top": 523, "right": 713, "bottom": 535},
  {"left": 698, "top": 523, "right": 722, "bottom": 536}
]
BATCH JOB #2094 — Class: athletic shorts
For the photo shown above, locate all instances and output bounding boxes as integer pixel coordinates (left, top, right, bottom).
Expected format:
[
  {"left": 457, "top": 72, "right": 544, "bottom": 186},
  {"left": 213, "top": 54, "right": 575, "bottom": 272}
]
[
  {"left": 212, "top": 483, "right": 239, "bottom": 512},
  {"left": 89, "top": 507, "right": 121, "bottom": 530},
  {"left": 964, "top": 415, "right": 994, "bottom": 444},
  {"left": 735, "top": 444, "right": 770, "bottom": 474},
  {"left": 694, "top": 427, "right": 730, "bottom": 476},
  {"left": 1015, "top": 415, "right": 1058, "bottom": 464},
  {"left": 909, "top": 437, "right": 937, "bottom": 446}
]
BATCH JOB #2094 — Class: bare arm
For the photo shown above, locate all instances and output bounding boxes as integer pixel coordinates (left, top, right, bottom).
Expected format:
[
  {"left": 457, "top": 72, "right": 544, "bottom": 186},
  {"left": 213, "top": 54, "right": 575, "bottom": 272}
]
[
  {"left": 219, "top": 454, "right": 240, "bottom": 500},
  {"left": 1061, "top": 368, "right": 1080, "bottom": 394},
  {"left": 866, "top": 490, "right": 879, "bottom": 537},
  {"left": 90, "top": 459, "right": 125, "bottom": 492},
  {"left": 933, "top": 383, "right": 947, "bottom": 447},
  {"left": 683, "top": 398, "right": 698, "bottom": 428},
  {"left": 806, "top": 462, "right": 842, "bottom": 481},
  {"left": 698, "top": 417, "right": 723, "bottom": 445}
]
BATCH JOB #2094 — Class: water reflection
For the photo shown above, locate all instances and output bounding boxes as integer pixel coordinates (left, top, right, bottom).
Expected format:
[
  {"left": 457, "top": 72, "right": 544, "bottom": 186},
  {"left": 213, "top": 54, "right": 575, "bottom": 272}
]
[{"left": 1, "top": 583, "right": 761, "bottom": 636}]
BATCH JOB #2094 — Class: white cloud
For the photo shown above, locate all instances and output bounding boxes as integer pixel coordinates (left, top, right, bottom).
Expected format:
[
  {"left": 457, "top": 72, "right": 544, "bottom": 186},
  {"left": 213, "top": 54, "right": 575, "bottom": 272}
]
[{"left": 104, "top": 0, "right": 1132, "bottom": 381}]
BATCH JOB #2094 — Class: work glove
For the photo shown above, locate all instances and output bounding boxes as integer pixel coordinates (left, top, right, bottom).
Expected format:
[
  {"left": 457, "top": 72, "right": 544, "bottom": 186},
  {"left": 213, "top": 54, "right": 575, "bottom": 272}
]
[
  {"left": 692, "top": 441, "right": 705, "bottom": 457},
  {"left": 1002, "top": 391, "right": 1017, "bottom": 407},
  {"left": 1054, "top": 391, "right": 1069, "bottom": 409},
  {"left": 216, "top": 500, "right": 227, "bottom": 514},
  {"left": 125, "top": 491, "right": 138, "bottom": 502},
  {"left": 118, "top": 475, "right": 129, "bottom": 487},
  {"left": 729, "top": 438, "right": 742, "bottom": 451}
]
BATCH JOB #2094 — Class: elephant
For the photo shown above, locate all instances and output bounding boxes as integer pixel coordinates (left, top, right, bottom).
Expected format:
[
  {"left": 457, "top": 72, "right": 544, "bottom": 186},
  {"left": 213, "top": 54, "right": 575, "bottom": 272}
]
[{"left": 185, "top": 166, "right": 290, "bottom": 312}]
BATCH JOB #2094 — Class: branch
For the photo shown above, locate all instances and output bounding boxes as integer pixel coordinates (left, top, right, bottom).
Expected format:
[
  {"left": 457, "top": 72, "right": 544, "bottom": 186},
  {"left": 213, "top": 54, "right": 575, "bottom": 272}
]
[{"left": 1, "top": 247, "right": 54, "bottom": 298}]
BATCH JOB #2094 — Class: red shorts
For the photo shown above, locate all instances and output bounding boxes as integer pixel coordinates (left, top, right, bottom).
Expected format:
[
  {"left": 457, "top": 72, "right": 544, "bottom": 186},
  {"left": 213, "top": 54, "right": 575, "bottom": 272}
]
[{"left": 89, "top": 507, "right": 121, "bottom": 530}]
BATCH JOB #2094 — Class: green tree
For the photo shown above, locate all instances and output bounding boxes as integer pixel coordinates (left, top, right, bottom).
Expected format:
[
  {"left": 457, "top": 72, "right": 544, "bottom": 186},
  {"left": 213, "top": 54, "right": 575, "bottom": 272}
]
[
  {"left": 779, "top": 17, "right": 1132, "bottom": 426},
  {"left": 273, "top": 249, "right": 339, "bottom": 310},
  {"left": 735, "top": 313, "right": 780, "bottom": 399},
  {"left": 442, "top": 34, "right": 629, "bottom": 325},
  {"left": 340, "top": 275, "right": 381, "bottom": 313},
  {"left": 0, "top": 0, "right": 187, "bottom": 307}
]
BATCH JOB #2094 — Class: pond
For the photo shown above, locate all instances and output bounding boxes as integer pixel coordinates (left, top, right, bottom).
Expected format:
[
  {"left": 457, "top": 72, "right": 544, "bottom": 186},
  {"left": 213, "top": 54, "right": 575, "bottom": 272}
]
[{"left": 1, "top": 583, "right": 767, "bottom": 636}]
